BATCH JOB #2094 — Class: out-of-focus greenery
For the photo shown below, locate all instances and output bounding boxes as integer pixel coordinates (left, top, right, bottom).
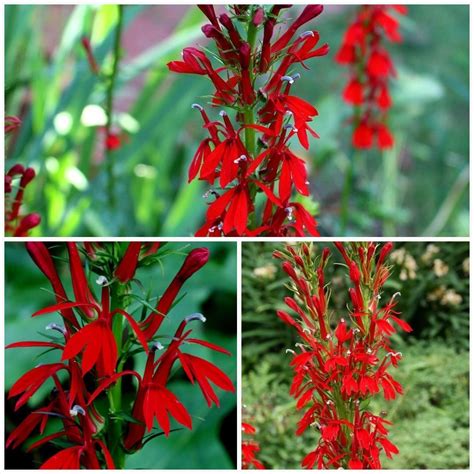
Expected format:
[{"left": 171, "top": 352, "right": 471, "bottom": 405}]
[
  {"left": 242, "top": 242, "right": 469, "bottom": 469},
  {"left": 5, "top": 5, "right": 469, "bottom": 237},
  {"left": 5, "top": 242, "right": 237, "bottom": 469}
]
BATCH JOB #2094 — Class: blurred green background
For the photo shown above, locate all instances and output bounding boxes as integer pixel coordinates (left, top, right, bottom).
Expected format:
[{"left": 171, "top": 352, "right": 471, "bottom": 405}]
[
  {"left": 5, "top": 5, "right": 469, "bottom": 237},
  {"left": 5, "top": 241, "right": 237, "bottom": 469},
  {"left": 242, "top": 242, "right": 469, "bottom": 469}
]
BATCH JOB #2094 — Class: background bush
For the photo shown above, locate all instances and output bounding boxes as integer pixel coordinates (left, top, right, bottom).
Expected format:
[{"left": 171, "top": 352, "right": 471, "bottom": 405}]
[
  {"left": 5, "top": 5, "right": 469, "bottom": 237},
  {"left": 242, "top": 242, "right": 469, "bottom": 469},
  {"left": 5, "top": 241, "right": 237, "bottom": 469}
]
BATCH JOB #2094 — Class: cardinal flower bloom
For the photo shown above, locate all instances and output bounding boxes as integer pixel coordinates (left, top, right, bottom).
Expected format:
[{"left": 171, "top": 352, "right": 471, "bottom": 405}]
[
  {"left": 168, "top": 5, "right": 329, "bottom": 236},
  {"left": 7, "top": 243, "right": 235, "bottom": 469},
  {"left": 274, "top": 242, "right": 411, "bottom": 469},
  {"left": 336, "top": 6, "right": 406, "bottom": 150}
]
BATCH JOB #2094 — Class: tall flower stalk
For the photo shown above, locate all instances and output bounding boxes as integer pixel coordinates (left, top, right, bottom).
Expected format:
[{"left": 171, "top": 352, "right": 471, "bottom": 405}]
[
  {"left": 168, "top": 5, "right": 329, "bottom": 237},
  {"left": 336, "top": 5, "right": 406, "bottom": 150},
  {"left": 336, "top": 6, "right": 406, "bottom": 233},
  {"left": 274, "top": 242, "right": 412, "bottom": 469},
  {"left": 81, "top": 5, "right": 125, "bottom": 211},
  {"left": 6, "top": 243, "right": 234, "bottom": 469}
]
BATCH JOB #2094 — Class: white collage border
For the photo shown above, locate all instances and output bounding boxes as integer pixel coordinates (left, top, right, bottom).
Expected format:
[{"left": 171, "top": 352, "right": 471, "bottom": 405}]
[{"left": 1, "top": 0, "right": 472, "bottom": 472}]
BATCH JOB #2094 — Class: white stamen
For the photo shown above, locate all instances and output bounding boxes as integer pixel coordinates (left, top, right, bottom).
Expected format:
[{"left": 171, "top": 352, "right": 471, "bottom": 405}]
[
  {"left": 300, "top": 30, "right": 314, "bottom": 39},
  {"left": 367, "top": 348, "right": 373, "bottom": 354},
  {"left": 185, "top": 313, "right": 206, "bottom": 324},
  {"left": 285, "top": 206, "right": 294, "bottom": 222},
  {"left": 96, "top": 275, "right": 108, "bottom": 286},
  {"left": 285, "top": 348, "right": 296, "bottom": 355},
  {"left": 326, "top": 334, "right": 331, "bottom": 340},
  {"left": 340, "top": 318, "right": 345, "bottom": 323},
  {"left": 153, "top": 342, "right": 164, "bottom": 351},
  {"left": 233, "top": 154, "right": 247, "bottom": 164},
  {"left": 284, "top": 124, "right": 298, "bottom": 132},
  {"left": 219, "top": 110, "right": 227, "bottom": 117},
  {"left": 69, "top": 405, "right": 86, "bottom": 417},
  {"left": 192, "top": 103, "right": 203, "bottom": 111},
  {"left": 45, "top": 323, "right": 66, "bottom": 335},
  {"left": 346, "top": 350, "right": 351, "bottom": 356},
  {"left": 281, "top": 75, "right": 294, "bottom": 84},
  {"left": 393, "top": 292, "right": 401, "bottom": 298},
  {"left": 387, "top": 351, "right": 402, "bottom": 357},
  {"left": 292, "top": 73, "right": 301, "bottom": 81}
]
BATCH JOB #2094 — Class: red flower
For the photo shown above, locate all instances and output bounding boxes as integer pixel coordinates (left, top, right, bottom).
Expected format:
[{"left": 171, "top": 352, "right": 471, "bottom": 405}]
[
  {"left": 242, "top": 421, "right": 265, "bottom": 469},
  {"left": 275, "top": 242, "right": 408, "bottom": 468},
  {"left": 336, "top": 6, "right": 406, "bottom": 150},
  {"left": 342, "top": 78, "right": 364, "bottom": 105},
  {"left": 114, "top": 242, "right": 142, "bottom": 283},
  {"left": 105, "top": 132, "right": 121, "bottom": 151},
  {"left": 141, "top": 247, "right": 210, "bottom": 340},
  {"left": 5, "top": 161, "right": 41, "bottom": 236},
  {"left": 353, "top": 122, "right": 373, "bottom": 149},
  {"left": 40, "top": 446, "right": 83, "bottom": 469},
  {"left": 179, "top": 353, "right": 235, "bottom": 406}
]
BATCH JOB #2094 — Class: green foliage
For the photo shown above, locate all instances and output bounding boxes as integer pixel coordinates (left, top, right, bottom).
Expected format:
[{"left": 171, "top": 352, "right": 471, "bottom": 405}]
[
  {"left": 386, "top": 242, "right": 469, "bottom": 349},
  {"left": 242, "top": 243, "right": 295, "bottom": 371},
  {"left": 5, "top": 5, "right": 469, "bottom": 236}
]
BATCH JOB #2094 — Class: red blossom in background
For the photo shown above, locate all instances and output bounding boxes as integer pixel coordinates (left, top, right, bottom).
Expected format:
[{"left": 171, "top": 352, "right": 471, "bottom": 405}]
[
  {"left": 336, "top": 6, "right": 407, "bottom": 150},
  {"left": 274, "top": 242, "right": 411, "bottom": 469},
  {"left": 5, "top": 117, "right": 41, "bottom": 236},
  {"left": 168, "top": 5, "right": 329, "bottom": 236},
  {"left": 242, "top": 421, "right": 264, "bottom": 469},
  {"left": 6, "top": 243, "right": 235, "bottom": 469}
]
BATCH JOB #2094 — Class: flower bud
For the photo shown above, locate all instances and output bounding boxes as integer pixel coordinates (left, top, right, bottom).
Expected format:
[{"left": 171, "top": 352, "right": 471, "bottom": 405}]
[
  {"left": 349, "top": 261, "right": 360, "bottom": 285},
  {"left": 378, "top": 242, "right": 394, "bottom": 267},
  {"left": 20, "top": 168, "right": 36, "bottom": 188},
  {"left": 14, "top": 213, "right": 41, "bottom": 236},
  {"left": 177, "top": 248, "right": 210, "bottom": 280},
  {"left": 115, "top": 243, "right": 142, "bottom": 283},
  {"left": 252, "top": 7, "right": 265, "bottom": 26}
]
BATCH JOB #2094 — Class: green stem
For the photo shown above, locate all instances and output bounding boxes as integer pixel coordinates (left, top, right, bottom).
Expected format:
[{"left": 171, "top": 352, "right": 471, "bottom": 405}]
[
  {"left": 244, "top": 14, "right": 258, "bottom": 227},
  {"left": 340, "top": 149, "right": 356, "bottom": 235},
  {"left": 108, "top": 286, "right": 125, "bottom": 468},
  {"left": 381, "top": 144, "right": 397, "bottom": 236},
  {"left": 243, "top": 17, "right": 258, "bottom": 158},
  {"left": 104, "top": 5, "right": 124, "bottom": 212}
]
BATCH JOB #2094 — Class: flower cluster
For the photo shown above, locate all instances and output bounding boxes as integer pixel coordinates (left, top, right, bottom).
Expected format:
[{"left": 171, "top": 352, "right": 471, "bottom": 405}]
[
  {"left": 336, "top": 6, "right": 406, "bottom": 150},
  {"left": 5, "top": 116, "right": 41, "bottom": 236},
  {"left": 274, "top": 242, "right": 412, "bottom": 469},
  {"left": 168, "top": 5, "right": 329, "bottom": 236},
  {"left": 242, "top": 422, "right": 264, "bottom": 469},
  {"left": 6, "top": 243, "right": 234, "bottom": 469}
]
